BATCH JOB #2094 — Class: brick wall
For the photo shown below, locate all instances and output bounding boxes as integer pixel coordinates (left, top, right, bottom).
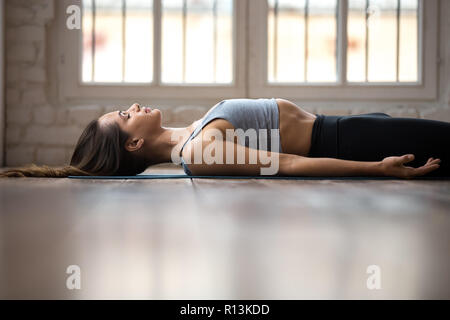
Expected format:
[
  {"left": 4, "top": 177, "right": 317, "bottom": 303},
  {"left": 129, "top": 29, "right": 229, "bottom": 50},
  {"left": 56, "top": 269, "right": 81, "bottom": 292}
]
[
  {"left": 6, "top": 0, "right": 60, "bottom": 165},
  {"left": 4, "top": 0, "right": 450, "bottom": 166}
]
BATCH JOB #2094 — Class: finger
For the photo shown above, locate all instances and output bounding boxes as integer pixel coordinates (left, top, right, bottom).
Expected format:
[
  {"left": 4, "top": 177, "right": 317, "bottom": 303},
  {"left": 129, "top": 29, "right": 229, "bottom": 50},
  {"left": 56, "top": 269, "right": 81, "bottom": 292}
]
[
  {"left": 426, "top": 157, "right": 433, "bottom": 165},
  {"left": 412, "top": 164, "right": 440, "bottom": 177},
  {"left": 416, "top": 160, "right": 440, "bottom": 170},
  {"left": 423, "top": 158, "right": 441, "bottom": 167},
  {"left": 429, "top": 158, "right": 441, "bottom": 165},
  {"left": 399, "top": 154, "right": 415, "bottom": 165}
]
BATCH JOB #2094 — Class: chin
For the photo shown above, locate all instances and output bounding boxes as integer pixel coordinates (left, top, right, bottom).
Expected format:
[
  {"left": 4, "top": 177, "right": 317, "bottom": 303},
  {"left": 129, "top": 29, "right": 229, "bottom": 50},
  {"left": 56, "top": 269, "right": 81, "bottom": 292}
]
[
  {"left": 153, "top": 108, "right": 162, "bottom": 118},
  {"left": 153, "top": 109, "right": 163, "bottom": 125}
]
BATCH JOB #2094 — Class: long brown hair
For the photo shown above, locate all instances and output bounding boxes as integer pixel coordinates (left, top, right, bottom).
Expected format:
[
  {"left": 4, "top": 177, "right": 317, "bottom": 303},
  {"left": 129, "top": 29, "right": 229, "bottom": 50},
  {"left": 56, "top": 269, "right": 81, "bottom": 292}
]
[{"left": 0, "top": 120, "right": 150, "bottom": 178}]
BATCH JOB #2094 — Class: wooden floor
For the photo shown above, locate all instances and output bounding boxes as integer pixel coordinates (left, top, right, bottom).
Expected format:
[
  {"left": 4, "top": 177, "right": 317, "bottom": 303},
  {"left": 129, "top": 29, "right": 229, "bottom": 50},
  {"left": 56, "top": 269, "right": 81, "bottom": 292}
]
[{"left": 1, "top": 164, "right": 450, "bottom": 299}]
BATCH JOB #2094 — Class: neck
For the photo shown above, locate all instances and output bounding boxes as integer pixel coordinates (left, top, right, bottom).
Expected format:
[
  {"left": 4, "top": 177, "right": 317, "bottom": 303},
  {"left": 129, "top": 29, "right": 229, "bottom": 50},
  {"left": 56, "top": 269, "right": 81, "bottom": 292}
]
[{"left": 145, "top": 126, "right": 192, "bottom": 165}]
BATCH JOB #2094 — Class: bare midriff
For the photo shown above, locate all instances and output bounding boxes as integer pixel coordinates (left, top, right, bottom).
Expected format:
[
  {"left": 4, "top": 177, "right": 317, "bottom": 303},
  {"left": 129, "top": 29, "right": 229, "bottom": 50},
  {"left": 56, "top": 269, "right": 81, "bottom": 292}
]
[
  {"left": 185, "top": 98, "right": 317, "bottom": 157},
  {"left": 275, "top": 98, "right": 317, "bottom": 156}
]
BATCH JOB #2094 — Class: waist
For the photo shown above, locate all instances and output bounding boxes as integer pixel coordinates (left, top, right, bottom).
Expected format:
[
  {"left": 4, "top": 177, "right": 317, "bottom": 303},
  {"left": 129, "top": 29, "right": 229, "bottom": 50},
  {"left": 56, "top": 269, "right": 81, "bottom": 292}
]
[{"left": 308, "top": 114, "right": 341, "bottom": 158}]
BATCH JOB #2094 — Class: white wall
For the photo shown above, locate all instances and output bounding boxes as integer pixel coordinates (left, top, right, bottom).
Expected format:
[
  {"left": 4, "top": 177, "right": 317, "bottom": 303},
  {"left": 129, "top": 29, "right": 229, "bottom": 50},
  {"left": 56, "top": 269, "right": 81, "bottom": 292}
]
[{"left": 3, "top": 0, "right": 450, "bottom": 166}]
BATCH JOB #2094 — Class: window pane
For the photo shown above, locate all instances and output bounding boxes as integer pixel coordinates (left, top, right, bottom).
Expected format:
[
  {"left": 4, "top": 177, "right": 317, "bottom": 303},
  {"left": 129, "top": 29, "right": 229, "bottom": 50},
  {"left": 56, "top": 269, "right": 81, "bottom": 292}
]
[
  {"left": 347, "top": 0, "right": 418, "bottom": 82},
  {"left": 162, "top": 0, "right": 183, "bottom": 83},
  {"left": 399, "top": 0, "right": 418, "bottom": 81},
  {"left": 268, "top": 0, "right": 337, "bottom": 83},
  {"left": 94, "top": 0, "right": 123, "bottom": 82},
  {"left": 82, "top": 0, "right": 94, "bottom": 82},
  {"left": 368, "top": 0, "right": 397, "bottom": 81},
  {"left": 268, "top": 0, "right": 306, "bottom": 82},
  {"left": 82, "top": 0, "right": 153, "bottom": 83},
  {"left": 307, "top": 0, "right": 337, "bottom": 82},
  {"left": 347, "top": 0, "right": 366, "bottom": 82},
  {"left": 162, "top": 0, "right": 233, "bottom": 84},
  {"left": 125, "top": 0, "right": 153, "bottom": 82},
  {"left": 214, "top": 1, "right": 233, "bottom": 83}
]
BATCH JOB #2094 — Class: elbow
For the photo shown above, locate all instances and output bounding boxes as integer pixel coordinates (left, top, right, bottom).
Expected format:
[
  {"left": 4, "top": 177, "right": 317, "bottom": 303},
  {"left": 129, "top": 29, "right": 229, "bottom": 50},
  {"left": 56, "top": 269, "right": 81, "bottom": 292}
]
[
  {"left": 186, "top": 164, "right": 203, "bottom": 176},
  {"left": 278, "top": 154, "right": 296, "bottom": 176}
]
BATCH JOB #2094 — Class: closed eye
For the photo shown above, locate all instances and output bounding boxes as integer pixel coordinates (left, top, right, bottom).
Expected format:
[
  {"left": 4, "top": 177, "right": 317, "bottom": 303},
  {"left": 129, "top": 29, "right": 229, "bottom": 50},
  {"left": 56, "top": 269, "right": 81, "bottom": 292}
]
[{"left": 120, "top": 111, "right": 130, "bottom": 119}]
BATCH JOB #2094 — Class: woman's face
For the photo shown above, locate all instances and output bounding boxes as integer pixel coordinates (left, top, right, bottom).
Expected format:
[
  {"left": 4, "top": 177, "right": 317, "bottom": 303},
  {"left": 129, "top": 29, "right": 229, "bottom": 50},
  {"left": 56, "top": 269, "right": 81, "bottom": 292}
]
[{"left": 99, "top": 103, "right": 162, "bottom": 136}]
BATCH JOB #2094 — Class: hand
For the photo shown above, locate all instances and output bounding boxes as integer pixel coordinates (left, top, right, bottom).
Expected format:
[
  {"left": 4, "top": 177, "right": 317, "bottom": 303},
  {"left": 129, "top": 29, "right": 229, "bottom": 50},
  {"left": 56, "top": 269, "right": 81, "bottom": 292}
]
[{"left": 380, "top": 154, "right": 441, "bottom": 179}]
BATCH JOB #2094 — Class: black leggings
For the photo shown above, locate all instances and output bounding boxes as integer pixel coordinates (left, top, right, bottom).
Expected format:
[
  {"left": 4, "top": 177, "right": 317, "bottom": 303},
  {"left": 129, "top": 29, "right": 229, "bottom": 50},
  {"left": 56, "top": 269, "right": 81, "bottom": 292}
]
[{"left": 308, "top": 113, "right": 450, "bottom": 176}]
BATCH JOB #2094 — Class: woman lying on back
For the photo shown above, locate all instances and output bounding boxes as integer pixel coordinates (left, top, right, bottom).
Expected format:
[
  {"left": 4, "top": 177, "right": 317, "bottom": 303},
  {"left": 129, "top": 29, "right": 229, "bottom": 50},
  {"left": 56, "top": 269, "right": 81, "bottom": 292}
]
[{"left": 1, "top": 98, "right": 447, "bottom": 178}]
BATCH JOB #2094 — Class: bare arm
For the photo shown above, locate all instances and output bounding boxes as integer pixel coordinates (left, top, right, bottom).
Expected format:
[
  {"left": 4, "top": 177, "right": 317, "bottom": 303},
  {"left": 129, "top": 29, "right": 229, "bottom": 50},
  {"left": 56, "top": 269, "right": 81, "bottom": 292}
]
[
  {"left": 284, "top": 154, "right": 440, "bottom": 177},
  {"left": 283, "top": 156, "right": 383, "bottom": 176},
  {"left": 183, "top": 138, "right": 441, "bottom": 178}
]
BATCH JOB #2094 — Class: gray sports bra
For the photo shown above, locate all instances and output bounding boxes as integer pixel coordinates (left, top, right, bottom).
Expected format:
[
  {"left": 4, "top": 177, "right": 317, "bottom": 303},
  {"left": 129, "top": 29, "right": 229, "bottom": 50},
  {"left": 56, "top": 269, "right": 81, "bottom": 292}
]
[{"left": 178, "top": 98, "right": 282, "bottom": 175}]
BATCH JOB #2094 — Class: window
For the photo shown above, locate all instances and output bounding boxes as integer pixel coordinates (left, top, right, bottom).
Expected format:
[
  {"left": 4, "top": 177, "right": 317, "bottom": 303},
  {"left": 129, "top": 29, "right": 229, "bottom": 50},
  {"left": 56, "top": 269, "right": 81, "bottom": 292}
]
[
  {"left": 58, "top": 0, "right": 246, "bottom": 100},
  {"left": 161, "top": 0, "right": 233, "bottom": 83},
  {"left": 346, "top": 0, "right": 418, "bottom": 83},
  {"left": 267, "top": 0, "right": 420, "bottom": 84},
  {"left": 81, "top": 0, "right": 233, "bottom": 84},
  {"left": 268, "top": 0, "right": 338, "bottom": 83},
  {"left": 58, "top": 0, "right": 437, "bottom": 102},
  {"left": 248, "top": 0, "right": 437, "bottom": 100},
  {"left": 82, "top": 0, "right": 154, "bottom": 83}
]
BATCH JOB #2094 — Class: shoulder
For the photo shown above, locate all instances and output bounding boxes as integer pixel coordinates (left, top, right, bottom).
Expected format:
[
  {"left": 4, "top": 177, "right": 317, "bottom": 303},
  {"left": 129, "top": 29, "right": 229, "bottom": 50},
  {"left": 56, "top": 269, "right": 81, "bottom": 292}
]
[{"left": 201, "top": 100, "right": 227, "bottom": 119}]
